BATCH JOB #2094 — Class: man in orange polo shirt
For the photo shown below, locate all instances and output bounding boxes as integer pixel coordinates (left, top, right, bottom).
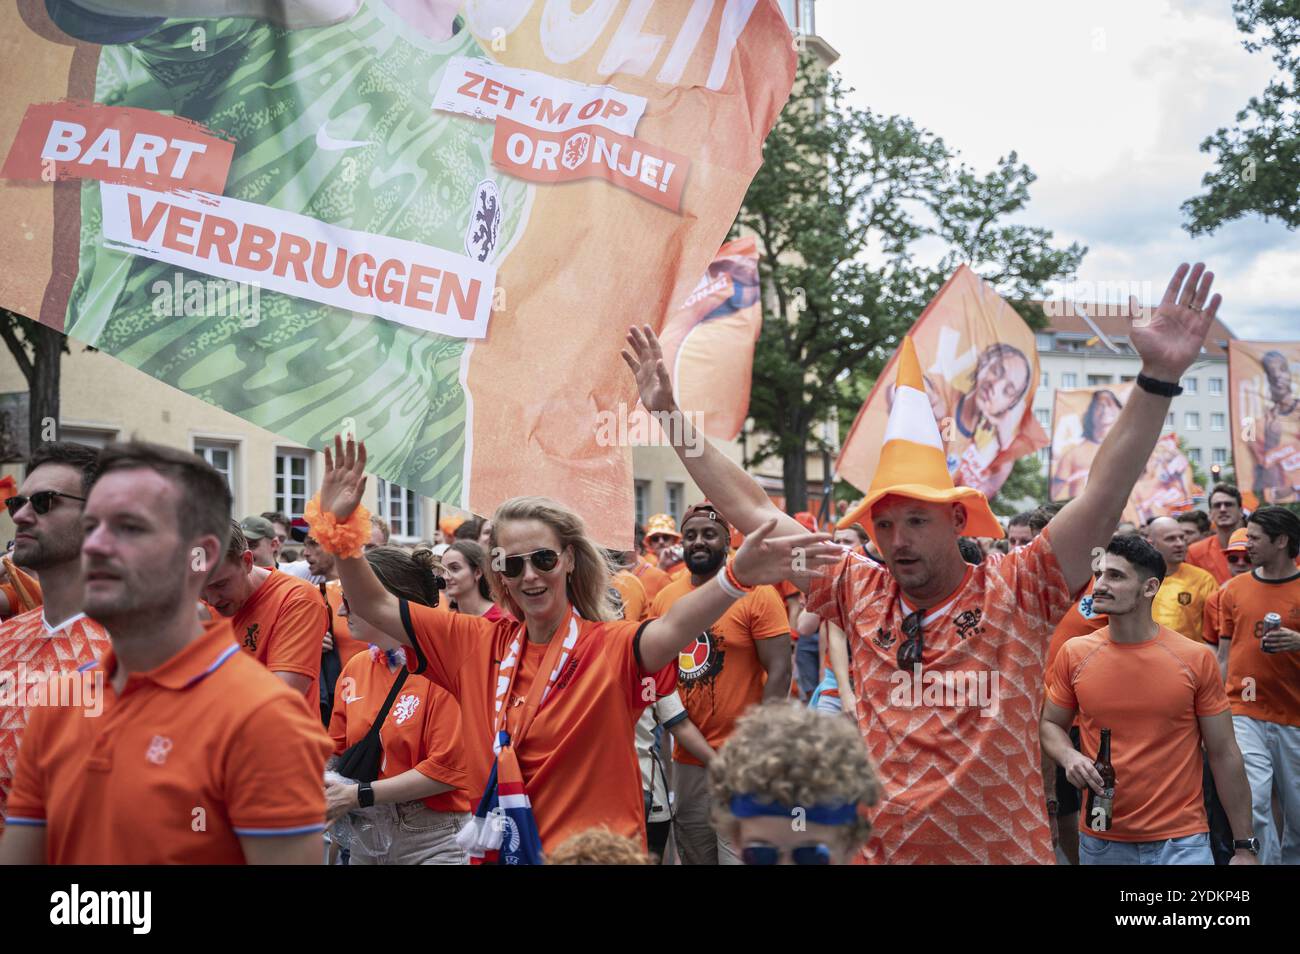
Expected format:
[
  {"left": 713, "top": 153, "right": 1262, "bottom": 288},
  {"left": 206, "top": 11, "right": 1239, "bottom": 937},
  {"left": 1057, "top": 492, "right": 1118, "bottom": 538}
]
[
  {"left": 649, "top": 503, "right": 790, "bottom": 864},
  {"left": 1202, "top": 528, "right": 1252, "bottom": 645},
  {"left": 0, "top": 442, "right": 111, "bottom": 831},
  {"left": 1042, "top": 533, "right": 1257, "bottom": 864},
  {"left": 1188, "top": 484, "right": 1246, "bottom": 583},
  {"left": 0, "top": 441, "right": 332, "bottom": 865},
  {"left": 203, "top": 523, "right": 328, "bottom": 712}
]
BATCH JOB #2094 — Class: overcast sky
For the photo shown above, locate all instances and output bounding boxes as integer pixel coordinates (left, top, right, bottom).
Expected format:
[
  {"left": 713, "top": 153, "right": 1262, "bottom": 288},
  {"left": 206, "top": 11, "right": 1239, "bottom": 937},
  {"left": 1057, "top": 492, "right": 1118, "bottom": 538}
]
[{"left": 816, "top": 0, "right": 1298, "bottom": 340}]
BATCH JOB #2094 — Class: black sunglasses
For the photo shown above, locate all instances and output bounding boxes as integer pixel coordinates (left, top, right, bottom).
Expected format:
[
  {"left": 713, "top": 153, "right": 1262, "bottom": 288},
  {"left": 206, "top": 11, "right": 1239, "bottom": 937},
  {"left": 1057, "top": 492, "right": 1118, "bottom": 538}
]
[
  {"left": 897, "top": 610, "right": 924, "bottom": 670},
  {"left": 742, "top": 843, "right": 832, "bottom": 866},
  {"left": 500, "top": 548, "right": 560, "bottom": 578},
  {"left": 5, "top": 491, "right": 87, "bottom": 518}
]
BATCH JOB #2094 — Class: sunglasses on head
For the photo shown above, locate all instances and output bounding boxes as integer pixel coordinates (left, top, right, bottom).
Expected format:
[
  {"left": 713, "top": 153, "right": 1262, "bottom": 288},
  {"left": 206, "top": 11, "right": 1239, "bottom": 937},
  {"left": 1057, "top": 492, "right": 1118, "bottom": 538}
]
[
  {"left": 897, "top": 609, "right": 924, "bottom": 669},
  {"left": 5, "top": 491, "right": 87, "bottom": 518},
  {"left": 741, "top": 843, "right": 833, "bottom": 866},
  {"left": 500, "top": 548, "right": 561, "bottom": 578}
]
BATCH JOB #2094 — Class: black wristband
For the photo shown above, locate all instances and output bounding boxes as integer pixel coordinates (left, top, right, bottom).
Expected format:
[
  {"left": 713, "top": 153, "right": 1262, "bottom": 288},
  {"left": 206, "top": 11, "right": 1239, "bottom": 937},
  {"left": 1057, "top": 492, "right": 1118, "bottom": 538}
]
[
  {"left": 1135, "top": 373, "right": 1183, "bottom": 397},
  {"left": 357, "top": 780, "right": 375, "bottom": 808}
]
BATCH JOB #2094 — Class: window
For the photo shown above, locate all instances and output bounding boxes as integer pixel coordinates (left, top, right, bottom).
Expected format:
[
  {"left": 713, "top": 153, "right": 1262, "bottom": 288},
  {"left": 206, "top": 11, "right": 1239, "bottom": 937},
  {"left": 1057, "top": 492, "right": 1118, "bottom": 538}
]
[
  {"left": 666, "top": 482, "right": 684, "bottom": 525},
  {"left": 1184, "top": 412, "right": 1200, "bottom": 431},
  {"left": 1034, "top": 408, "right": 1051, "bottom": 429},
  {"left": 1208, "top": 377, "right": 1224, "bottom": 396},
  {"left": 1188, "top": 448, "right": 1203, "bottom": 465},
  {"left": 58, "top": 425, "right": 118, "bottom": 449},
  {"left": 1212, "top": 448, "right": 1228, "bottom": 466},
  {"left": 1211, "top": 413, "right": 1225, "bottom": 431},
  {"left": 1040, "top": 371, "right": 1049, "bottom": 389},
  {"left": 1036, "top": 333, "right": 1055, "bottom": 351},
  {"left": 1061, "top": 373, "right": 1078, "bottom": 389},
  {"left": 377, "top": 479, "right": 422, "bottom": 539},
  {"left": 634, "top": 480, "right": 649, "bottom": 528},
  {"left": 1181, "top": 376, "right": 1198, "bottom": 394},
  {"left": 194, "top": 439, "right": 237, "bottom": 506},
  {"left": 274, "top": 449, "right": 312, "bottom": 520},
  {"left": 1087, "top": 374, "right": 1112, "bottom": 386},
  {"left": 1164, "top": 411, "right": 1175, "bottom": 430},
  {"left": 1120, "top": 374, "right": 1136, "bottom": 383},
  {"left": 1037, "top": 447, "right": 1050, "bottom": 465}
]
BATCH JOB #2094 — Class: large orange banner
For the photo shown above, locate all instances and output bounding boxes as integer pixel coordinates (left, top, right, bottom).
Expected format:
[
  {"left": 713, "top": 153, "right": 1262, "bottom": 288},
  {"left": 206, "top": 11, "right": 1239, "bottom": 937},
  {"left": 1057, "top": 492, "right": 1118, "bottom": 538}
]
[
  {"left": 1229, "top": 341, "right": 1300, "bottom": 508},
  {"left": 1051, "top": 382, "right": 1200, "bottom": 524},
  {"left": 836, "top": 265, "right": 1048, "bottom": 499},
  {"left": 0, "top": 0, "right": 796, "bottom": 547}
]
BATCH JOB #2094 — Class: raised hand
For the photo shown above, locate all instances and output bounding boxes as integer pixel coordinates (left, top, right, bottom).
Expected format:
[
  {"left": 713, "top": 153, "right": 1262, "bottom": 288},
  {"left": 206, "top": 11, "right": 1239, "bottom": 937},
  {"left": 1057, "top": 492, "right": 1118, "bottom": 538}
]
[
  {"left": 321, "top": 433, "right": 367, "bottom": 521},
  {"left": 621, "top": 324, "right": 676, "bottom": 414},
  {"left": 730, "top": 518, "right": 842, "bottom": 587},
  {"left": 1129, "top": 263, "right": 1222, "bottom": 383}
]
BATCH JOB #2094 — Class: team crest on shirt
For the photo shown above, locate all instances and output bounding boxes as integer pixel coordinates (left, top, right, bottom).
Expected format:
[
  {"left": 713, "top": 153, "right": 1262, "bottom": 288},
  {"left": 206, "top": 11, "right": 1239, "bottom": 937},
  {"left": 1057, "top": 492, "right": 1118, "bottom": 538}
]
[
  {"left": 392, "top": 693, "right": 420, "bottom": 725},
  {"left": 953, "top": 608, "right": 984, "bottom": 640},
  {"left": 465, "top": 179, "right": 502, "bottom": 263},
  {"left": 1079, "top": 595, "right": 1096, "bottom": 619},
  {"left": 1178, "top": 591, "right": 1192, "bottom": 606},
  {"left": 145, "top": 736, "right": 173, "bottom": 765},
  {"left": 678, "top": 630, "right": 724, "bottom": 686},
  {"left": 243, "top": 623, "right": 259, "bottom": 652},
  {"left": 873, "top": 626, "right": 896, "bottom": 650}
]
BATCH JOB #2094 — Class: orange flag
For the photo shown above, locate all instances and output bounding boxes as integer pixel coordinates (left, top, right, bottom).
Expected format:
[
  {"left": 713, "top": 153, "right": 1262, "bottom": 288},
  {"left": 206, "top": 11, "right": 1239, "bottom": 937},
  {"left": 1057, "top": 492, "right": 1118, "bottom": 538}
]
[{"left": 837, "top": 266, "right": 1047, "bottom": 500}]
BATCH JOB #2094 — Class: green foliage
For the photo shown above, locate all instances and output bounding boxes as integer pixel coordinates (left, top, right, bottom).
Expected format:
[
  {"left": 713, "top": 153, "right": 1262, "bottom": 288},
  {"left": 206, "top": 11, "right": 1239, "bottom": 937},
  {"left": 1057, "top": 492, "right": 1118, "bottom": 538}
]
[
  {"left": 1183, "top": 0, "right": 1300, "bottom": 233},
  {"left": 739, "top": 55, "right": 1084, "bottom": 509},
  {"left": 989, "top": 454, "right": 1048, "bottom": 516}
]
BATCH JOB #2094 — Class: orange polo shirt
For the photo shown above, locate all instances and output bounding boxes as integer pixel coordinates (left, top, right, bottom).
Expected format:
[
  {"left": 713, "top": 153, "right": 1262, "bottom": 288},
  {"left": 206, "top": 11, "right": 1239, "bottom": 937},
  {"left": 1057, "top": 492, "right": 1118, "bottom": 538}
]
[
  {"left": 1187, "top": 534, "right": 1231, "bottom": 584},
  {"left": 323, "top": 580, "right": 368, "bottom": 664},
  {"left": 400, "top": 602, "right": 676, "bottom": 852},
  {"left": 328, "top": 649, "right": 469, "bottom": 813},
  {"left": 232, "top": 569, "right": 327, "bottom": 712},
  {"left": 5, "top": 619, "right": 333, "bottom": 863},
  {"left": 632, "top": 559, "right": 671, "bottom": 601}
]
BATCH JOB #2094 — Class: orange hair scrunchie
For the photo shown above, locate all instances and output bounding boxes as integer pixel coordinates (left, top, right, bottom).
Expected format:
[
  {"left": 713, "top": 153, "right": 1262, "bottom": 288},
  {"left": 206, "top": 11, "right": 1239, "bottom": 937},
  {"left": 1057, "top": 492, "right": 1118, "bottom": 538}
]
[{"left": 304, "top": 495, "right": 373, "bottom": 559}]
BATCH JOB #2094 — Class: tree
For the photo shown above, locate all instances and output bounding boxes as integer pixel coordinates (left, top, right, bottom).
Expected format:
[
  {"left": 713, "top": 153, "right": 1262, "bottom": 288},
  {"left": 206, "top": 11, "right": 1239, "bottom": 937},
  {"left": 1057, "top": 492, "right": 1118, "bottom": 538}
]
[
  {"left": 0, "top": 309, "right": 67, "bottom": 455},
  {"left": 737, "top": 55, "right": 1085, "bottom": 510},
  {"left": 1183, "top": 0, "right": 1300, "bottom": 233},
  {"left": 988, "top": 454, "right": 1049, "bottom": 516}
]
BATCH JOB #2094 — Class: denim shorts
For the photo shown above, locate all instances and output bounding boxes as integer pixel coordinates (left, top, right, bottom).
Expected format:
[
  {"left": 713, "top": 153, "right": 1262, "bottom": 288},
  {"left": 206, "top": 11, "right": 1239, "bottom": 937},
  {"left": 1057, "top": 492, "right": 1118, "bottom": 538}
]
[{"left": 1079, "top": 831, "right": 1213, "bottom": 865}]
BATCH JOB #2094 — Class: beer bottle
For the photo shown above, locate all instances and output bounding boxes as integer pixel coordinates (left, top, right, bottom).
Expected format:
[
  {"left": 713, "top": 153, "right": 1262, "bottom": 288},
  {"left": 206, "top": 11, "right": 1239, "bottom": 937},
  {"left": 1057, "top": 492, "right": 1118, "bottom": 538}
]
[{"left": 1086, "top": 728, "right": 1116, "bottom": 833}]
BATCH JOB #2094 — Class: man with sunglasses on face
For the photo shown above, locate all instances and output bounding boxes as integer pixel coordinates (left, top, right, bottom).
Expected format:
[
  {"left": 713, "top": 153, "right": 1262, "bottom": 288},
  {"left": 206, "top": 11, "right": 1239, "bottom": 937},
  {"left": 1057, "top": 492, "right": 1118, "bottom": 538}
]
[
  {"left": 648, "top": 503, "right": 791, "bottom": 865},
  {"left": 0, "top": 443, "right": 111, "bottom": 831},
  {"left": 627, "top": 262, "right": 1226, "bottom": 864}
]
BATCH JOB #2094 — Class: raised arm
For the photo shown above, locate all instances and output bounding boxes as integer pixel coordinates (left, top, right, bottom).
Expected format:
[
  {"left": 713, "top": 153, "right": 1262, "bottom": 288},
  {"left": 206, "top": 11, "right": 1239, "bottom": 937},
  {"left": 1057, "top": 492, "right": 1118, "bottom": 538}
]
[
  {"left": 623, "top": 326, "right": 809, "bottom": 546},
  {"left": 1047, "top": 264, "right": 1221, "bottom": 592},
  {"left": 317, "top": 435, "right": 406, "bottom": 645}
]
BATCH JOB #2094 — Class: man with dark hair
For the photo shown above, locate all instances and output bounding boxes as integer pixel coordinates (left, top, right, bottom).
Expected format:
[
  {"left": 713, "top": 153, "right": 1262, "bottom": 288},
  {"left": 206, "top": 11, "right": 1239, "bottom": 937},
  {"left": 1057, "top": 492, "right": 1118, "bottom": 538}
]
[
  {"left": 0, "top": 441, "right": 332, "bottom": 864},
  {"left": 1189, "top": 484, "right": 1246, "bottom": 583},
  {"left": 202, "top": 518, "right": 328, "bottom": 714},
  {"left": 1043, "top": 534, "right": 1257, "bottom": 865},
  {"left": 1007, "top": 512, "right": 1035, "bottom": 548},
  {"left": 0, "top": 442, "right": 110, "bottom": 831},
  {"left": 1176, "top": 508, "right": 1212, "bottom": 542},
  {"left": 1215, "top": 505, "right": 1300, "bottom": 864}
]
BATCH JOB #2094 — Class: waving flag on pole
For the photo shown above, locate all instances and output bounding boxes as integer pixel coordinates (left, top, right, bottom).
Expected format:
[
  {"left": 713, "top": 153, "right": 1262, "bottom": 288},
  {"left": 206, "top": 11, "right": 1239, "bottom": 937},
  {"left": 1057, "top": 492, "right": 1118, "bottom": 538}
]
[{"left": 837, "top": 266, "right": 1047, "bottom": 500}]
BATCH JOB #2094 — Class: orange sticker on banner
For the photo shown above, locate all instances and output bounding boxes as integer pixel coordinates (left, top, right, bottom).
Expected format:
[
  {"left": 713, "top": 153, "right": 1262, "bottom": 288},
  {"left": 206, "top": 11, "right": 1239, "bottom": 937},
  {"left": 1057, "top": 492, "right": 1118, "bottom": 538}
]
[
  {"left": 491, "top": 116, "right": 688, "bottom": 212},
  {"left": 2, "top": 101, "right": 234, "bottom": 194}
]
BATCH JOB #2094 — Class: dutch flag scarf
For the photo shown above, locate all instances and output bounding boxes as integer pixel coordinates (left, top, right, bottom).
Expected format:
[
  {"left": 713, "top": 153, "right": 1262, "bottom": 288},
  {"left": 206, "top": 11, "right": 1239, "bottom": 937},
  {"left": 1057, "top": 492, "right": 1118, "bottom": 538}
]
[{"left": 456, "top": 610, "right": 581, "bottom": 865}]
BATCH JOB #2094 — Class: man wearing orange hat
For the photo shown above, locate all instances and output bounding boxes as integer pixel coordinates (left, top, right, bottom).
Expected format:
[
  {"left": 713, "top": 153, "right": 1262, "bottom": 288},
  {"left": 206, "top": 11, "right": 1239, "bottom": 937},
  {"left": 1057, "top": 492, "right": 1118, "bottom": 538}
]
[
  {"left": 1202, "top": 528, "right": 1252, "bottom": 647},
  {"left": 626, "top": 262, "right": 1225, "bottom": 864},
  {"left": 644, "top": 513, "right": 686, "bottom": 578}
]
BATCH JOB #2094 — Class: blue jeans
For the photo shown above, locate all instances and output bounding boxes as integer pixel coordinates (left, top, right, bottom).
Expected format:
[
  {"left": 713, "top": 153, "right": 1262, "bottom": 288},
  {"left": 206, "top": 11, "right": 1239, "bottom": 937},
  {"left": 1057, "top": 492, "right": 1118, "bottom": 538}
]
[
  {"left": 795, "top": 632, "right": 820, "bottom": 699},
  {"left": 1079, "top": 831, "right": 1213, "bottom": 865}
]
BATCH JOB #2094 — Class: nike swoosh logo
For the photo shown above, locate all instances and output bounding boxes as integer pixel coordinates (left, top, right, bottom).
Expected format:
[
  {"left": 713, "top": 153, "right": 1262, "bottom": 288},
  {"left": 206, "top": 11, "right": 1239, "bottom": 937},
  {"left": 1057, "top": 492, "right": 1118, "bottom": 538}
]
[{"left": 315, "top": 124, "right": 375, "bottom": 152}]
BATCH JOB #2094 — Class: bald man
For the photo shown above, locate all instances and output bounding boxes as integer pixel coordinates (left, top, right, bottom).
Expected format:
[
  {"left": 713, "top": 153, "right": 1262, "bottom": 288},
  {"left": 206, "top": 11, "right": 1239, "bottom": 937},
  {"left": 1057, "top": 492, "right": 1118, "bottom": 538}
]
[{"left": 1147, "top": 516, "right": 1220, "bottom": 642}]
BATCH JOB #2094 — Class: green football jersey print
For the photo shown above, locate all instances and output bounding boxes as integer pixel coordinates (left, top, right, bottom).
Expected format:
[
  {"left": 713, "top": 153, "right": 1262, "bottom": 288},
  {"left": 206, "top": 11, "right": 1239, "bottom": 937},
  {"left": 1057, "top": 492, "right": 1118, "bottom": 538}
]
[{"left": 64, "top": 1, "right": 529, "bottom": 503}]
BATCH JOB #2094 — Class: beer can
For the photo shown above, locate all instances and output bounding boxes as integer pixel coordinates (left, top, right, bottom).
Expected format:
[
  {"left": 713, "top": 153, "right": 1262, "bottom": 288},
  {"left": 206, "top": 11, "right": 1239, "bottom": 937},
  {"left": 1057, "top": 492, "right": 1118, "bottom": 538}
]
[{"left": 1262, "top": 613, "right": 1282, "bottom": 653}]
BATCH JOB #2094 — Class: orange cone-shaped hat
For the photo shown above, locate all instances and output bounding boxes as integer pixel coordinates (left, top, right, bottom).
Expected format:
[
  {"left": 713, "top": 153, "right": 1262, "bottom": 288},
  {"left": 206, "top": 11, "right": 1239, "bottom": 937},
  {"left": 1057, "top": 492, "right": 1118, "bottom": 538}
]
[{"left": 837, "top": 336, "right": 1004, "bottom": 543}]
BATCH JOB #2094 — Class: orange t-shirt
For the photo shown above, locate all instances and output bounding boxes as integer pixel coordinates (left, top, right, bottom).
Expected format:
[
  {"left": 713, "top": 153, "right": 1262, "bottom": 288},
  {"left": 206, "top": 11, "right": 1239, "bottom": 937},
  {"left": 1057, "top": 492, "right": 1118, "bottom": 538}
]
[
  {"left": 328, "top": 649, "right": 469, "bottom": 813},
  {"left": 1047, "top": 626, "right": 1228, "bottom": 841},
  {"left": 400, "top": 602, "right": 676, "bottom": 851},
  {"left": 1201, "top": 586, "right": 1225, "bottom": 645},
  {"left": 5, "top": 619, "right": 333, "bottom": 863},
  {"left": 612, "top": 570, "right": 649, "bottom": 622},
  {"left": 632, "top": 559, "right": 671, "bottom": 601},
  {"left": 323, "top": 579, "right": 369, "bottom": 663},
  {"left": 1187, "top": 534, "right": 1231, "bottom": 584},
  {"left": 232, "top": 569, "right": 327, "bottom": 713},
  {"left": 0, "top": 610, "right": 111, "bottom": 830},
  {"left": 649, "top": 575, "right": 790, "bottom": 765},
  {"left": 1217, "top": 569, "right": 1300, "bottom": 726},
  {"left": 1046, "top": 582, "right": 1108, "bottom": 669},
  {"left": 806, "top": 529, "right": 1076, "bottom": 865}
]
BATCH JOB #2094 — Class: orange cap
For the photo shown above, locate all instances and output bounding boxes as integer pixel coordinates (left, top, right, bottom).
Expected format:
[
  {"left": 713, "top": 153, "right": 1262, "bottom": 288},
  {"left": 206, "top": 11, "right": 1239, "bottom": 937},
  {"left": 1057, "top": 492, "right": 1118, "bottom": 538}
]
[{"left": 1225, "top": 527, "right": 1249, "bottom": 553}]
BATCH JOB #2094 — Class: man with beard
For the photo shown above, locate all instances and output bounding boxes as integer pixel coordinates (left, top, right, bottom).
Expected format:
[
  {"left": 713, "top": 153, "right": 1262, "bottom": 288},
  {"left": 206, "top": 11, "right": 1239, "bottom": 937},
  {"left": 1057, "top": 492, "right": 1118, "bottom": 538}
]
[
  {"left": 0, "top": 442, "right": 331, "bottom": 864},
  {"left": 1147, "top": 516, "right": 1218, "bottom": 643},
  {"left": 0, "top": 443, "right": 110, "bottom": 829},
  {"left": 1189, "top": 485, "right": 1248, "bottom": 583},
  {"left": 1252, "top": 350, "right": 1300, "bottom": 504},
  {"left": 202, "top": 524, "right": 327, "bottom": 714},
  {"left": 648, "top": 503, "right": 790, "bottom": 864}
]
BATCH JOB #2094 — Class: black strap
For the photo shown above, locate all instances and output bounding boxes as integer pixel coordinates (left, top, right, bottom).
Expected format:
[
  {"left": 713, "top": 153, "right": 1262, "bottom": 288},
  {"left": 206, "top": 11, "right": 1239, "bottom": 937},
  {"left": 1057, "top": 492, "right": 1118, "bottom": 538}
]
[
  {"left": 360, "top": 667, "right": 410, "bottom": 748},
  {"left": 399, "top": 598, "right": 429, "bottom": 674}
]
